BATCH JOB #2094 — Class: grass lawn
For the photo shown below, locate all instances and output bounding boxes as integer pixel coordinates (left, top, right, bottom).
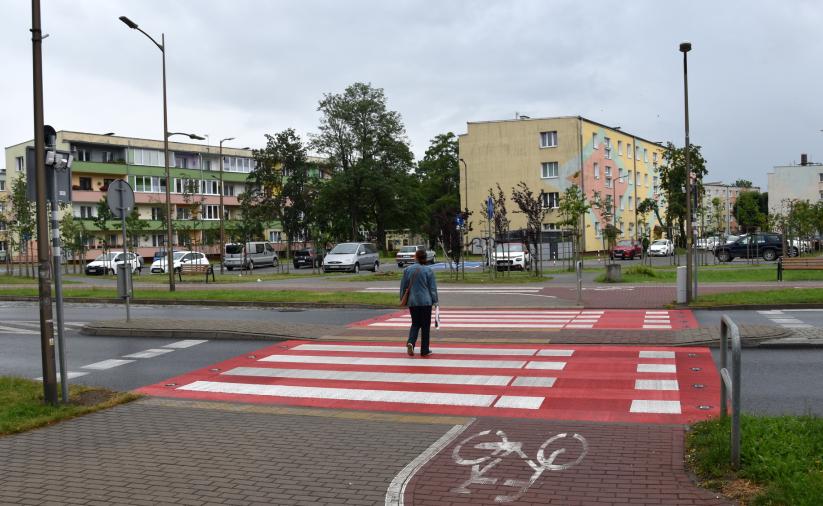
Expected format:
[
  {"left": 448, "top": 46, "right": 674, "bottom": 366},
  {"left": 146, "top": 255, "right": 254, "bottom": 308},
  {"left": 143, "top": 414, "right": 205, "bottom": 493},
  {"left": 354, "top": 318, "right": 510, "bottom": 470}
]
[
  {"left": 691, "top": 288, "right": 823, "bottom": 307},
  {"left": 343, "top": 270, "right": 550, "bottom": 284},
  {"left": 0, "top": 274, "right": 78, "bottom": 285},
  {"left": 0, "top": 376, "right": 138, "bottom": 436},
  {"left": 130, "top": 271, "right": 327, "bottom": 284},
  {"left": 687, "top": 415, "right": 823, "bottom": 505},
  {"left": 0, "top": 286, "right": 397, "bottom": 306},
  {"left": 595, "top": 264, "right": 823, "bottom": 283}
]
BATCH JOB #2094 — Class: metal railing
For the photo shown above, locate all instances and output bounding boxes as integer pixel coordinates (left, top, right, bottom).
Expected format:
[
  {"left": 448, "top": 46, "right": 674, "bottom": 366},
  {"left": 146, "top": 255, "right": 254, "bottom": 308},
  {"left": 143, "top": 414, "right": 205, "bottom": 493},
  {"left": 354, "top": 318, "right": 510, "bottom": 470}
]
[{"left": 720, "top": 315, "right": 742, "bottom": 469}]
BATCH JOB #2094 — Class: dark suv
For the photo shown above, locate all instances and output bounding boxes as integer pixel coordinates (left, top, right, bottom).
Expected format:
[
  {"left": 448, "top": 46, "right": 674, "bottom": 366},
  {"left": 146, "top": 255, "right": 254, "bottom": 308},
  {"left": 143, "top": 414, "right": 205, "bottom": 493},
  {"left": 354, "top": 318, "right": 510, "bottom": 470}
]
[
  {"left": 714, "top": 233, "right": 784, "bottom": 262},
  {"left": 293, "top": 248, "right": 323, "bottom": 269}
]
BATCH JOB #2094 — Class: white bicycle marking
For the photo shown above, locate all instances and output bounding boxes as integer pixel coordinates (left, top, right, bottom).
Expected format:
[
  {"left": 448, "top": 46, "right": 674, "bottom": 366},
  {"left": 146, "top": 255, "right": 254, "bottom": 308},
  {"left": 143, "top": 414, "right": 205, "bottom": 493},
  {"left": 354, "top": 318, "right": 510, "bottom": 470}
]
[{"left": 451, "top": 429, "right": 588, "bottom": 503}]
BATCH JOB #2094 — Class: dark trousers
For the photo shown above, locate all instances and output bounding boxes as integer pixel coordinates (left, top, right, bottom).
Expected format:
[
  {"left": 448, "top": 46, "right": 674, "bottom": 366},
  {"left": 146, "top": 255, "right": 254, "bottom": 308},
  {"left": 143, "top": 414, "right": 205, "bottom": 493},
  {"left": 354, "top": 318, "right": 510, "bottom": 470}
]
[{"left": 407, "top": 305, "right": 432, "bottom": 353}]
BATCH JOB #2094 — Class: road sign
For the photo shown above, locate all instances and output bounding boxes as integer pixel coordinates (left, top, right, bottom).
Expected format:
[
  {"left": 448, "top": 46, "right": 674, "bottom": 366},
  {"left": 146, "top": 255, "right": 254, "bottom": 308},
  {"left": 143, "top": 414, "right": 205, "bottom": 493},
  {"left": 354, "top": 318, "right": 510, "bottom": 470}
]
[
  {"left": 107, "top": 179, "right": 135, "bottom": 219},
  {"left": 25, "top": 146, "right": 73, "bottom": 204},
  {"left": 486, "top": 196, "right": 494, "bottom": 219}
]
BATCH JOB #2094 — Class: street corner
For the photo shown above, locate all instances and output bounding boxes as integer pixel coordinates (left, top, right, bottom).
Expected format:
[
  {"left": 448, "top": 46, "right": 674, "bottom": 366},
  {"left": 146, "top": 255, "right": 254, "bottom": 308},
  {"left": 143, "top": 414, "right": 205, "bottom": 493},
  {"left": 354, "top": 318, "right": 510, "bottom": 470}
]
[{"left": 394, "top": 418, "right": 729, "bottom": 505}]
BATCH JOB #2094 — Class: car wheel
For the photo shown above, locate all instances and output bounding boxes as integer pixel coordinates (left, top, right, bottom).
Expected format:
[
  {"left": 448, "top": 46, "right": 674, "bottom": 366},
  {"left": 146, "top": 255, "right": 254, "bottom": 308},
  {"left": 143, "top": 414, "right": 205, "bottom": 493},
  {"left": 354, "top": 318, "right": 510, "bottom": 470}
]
[
  {"left": 248, "top": 261, "right": 254, "bottom": 271},
  {"left": 108, "top": 268, "right": 115, "bottom": 276},
  {"left": 293, "top": 262, "right": 299, "bottom": 269},
  {"left": 323, "top": 267, "right": 329, "bottom": 273},
  {"left": 789, "top": 247, "right": 799, "bottom": 257},
  {"left": 762, "top": 249, "right": 777, "bottom": 262},
  {"left": 717, "top": 250, "right": 731, "bottom": 262},
  {"left": 227, "top": 266, "right": 233, "bottom": 271},
  {"left": 373, "top": 260, "right": 379, "bottom": 272},
  {"left": 273, "top": 257, "right": 279, "bottom": 268},
  {"left": 397, "top": 263, "right": 403, "bottom": 268},
  {"left": 353, "top": 263, "right": 360, "bottom": 274}
]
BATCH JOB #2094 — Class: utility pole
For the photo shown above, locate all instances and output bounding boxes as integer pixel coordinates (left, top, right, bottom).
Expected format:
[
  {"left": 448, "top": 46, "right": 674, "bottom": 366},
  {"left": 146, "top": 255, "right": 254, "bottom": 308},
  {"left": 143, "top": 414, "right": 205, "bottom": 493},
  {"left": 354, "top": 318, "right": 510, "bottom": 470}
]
[
  {"left": 31, "top": 0, "right": 58, "bottom": 405},
  {"left": 680, "top": 41, "right": 694, "bottom": 302},
  {"left": 218, "top": 137, "right": 234, "bottom": 274}
]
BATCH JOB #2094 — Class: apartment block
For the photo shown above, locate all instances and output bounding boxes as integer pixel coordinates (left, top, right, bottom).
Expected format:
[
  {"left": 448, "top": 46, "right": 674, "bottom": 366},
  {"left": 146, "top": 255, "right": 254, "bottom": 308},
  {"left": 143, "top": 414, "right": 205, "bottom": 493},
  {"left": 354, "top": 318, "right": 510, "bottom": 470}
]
[
  {"left": 767, "top": 154, "right": 823, "bottom": 216},
  {"left": 702, "top": 181, "right": 761, "bottom": 235},
  {"left": 458, "top": 116, "right": 666, "bottom": 252},
  {"left": 1, "top": 131, "right": 283, "bottom": 261}
]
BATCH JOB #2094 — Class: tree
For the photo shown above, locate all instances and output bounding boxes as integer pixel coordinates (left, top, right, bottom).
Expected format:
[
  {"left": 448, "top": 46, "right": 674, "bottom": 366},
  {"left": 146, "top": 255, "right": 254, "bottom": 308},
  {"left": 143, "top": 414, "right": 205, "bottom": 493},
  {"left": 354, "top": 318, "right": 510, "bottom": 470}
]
[
  {"left": 557, "top": 184, "right": 590, "bottom": 265},
  {"left": 510, "top": 182, "right": 550, "bottom": 276},
  {"left": 734, "top": 179, "right": 753, "bottom": 189},
  {"left": 60, "top": 213, "right": 88, "bottom": 274},
  {"left": 310, "top": 82, "right": 416, "bottom": 246},
  {"left": 277, "top": 129, "right": 316, "bottom": 257},
  {"left": 734, "top": 191, "right": 765, "bottom": 233},
  {"left": 125, "top": 207, "right": 149, "bottom": 252},
  {"left": 7, "top": 176, "right": 35, "bottom": 277},
  {"left": 93, "top": 196, "right": 116, "bottom": 255},
  {"left": 711, "top": 197, "right": 724, "bottom": 235},
  {"left": 242, "top": 132, "right": 287, "bottom": 247},
  {"left": 656, "top": 142, "right": 708, "bottom": 246},
  {"left": 417, "top": 133, "right": 459, "bottom": 247}
]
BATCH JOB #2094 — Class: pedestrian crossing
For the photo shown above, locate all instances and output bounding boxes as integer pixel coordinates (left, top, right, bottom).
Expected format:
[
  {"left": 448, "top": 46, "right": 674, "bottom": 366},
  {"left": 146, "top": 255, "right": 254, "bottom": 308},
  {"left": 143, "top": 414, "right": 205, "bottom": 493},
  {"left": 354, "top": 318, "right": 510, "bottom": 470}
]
[
  {"left": 350, "top": 309, "right": 697, "bottom": 330},
  {"left": 138, "top": 340, "right": 719, "bottom": 424},
  {"left": 757, "top": 310, "right": 814, "bottom": 328},
  {"left": 361, "top": 286, "right": 545, "bottom": 295},
  {"left": 0, "top": 320, "right": 87, "bottom": 335}
]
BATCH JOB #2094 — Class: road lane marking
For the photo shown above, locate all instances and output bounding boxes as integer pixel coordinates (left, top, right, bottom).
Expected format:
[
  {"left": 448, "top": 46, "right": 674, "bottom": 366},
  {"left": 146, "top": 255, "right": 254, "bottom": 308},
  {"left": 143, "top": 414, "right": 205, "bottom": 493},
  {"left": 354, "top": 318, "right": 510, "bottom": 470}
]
[
  {"left": 259, "top": 354, "right": 528, "bottom": 369},
  {"left": 223, "top": 367, "right": 514, "bottom": 386},
  {"left": 493, "top": 395, "right": 544, "bottom": 409},
  {"left": 163, "top": 339, "right": 208, "bottom": 349},
  {"left": 637, "top": 364, "right": 677, "bottom": 373},
  {"left": 123, "top": 348, "right": 175, "bottom": 359},
  {"left": 630, "top": 400, "right": 681, "bottom": 414},
  {"left": 635, "top": 380, "right": 679, "bottom": 391},
  {"left": 292, "top": 344, "right": 539, "bottom": 356},
  {"left": 81, "top": 359, "right": 135, "bottom": 370}
]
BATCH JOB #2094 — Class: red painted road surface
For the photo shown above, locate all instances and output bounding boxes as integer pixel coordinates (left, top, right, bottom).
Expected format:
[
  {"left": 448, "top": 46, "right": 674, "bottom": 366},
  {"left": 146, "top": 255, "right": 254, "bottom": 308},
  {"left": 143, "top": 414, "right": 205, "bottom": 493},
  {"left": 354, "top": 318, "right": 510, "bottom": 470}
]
[
  {"left": 350, "top": 309, "right": 699, "bottom": 330},
  {"left": 138, "top": 341, "right": 719, "bottom": 424}
]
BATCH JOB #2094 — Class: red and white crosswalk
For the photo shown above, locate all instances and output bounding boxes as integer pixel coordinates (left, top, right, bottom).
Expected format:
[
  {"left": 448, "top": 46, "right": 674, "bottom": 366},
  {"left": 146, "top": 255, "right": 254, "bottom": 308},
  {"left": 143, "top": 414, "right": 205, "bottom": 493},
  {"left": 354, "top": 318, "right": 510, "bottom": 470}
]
[
  {"left": 138, "top": 341, "right": 719, "bottom": 424},
  {"left": 350, "top": 309, "right": 698, "bottom": 330}
]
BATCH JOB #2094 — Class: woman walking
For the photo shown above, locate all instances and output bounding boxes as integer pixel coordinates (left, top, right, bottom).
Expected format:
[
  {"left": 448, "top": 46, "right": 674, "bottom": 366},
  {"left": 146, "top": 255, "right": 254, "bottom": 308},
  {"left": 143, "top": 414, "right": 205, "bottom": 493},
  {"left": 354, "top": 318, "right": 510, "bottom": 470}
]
[{"left": 399, "top": 249, "right": 439, "bottom": 357}]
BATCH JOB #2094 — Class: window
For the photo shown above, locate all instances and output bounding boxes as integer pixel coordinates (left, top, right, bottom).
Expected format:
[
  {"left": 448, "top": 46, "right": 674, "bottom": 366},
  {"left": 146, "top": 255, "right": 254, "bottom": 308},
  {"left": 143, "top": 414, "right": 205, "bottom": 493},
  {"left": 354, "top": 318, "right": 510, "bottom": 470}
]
[
  {"left": 628, "top": 170, "right": 633, "bottom": 185},
  {"left": 174, "top": 178, "right": 199, "bottom": 194},
  {"left": 269, "top": 231, "right": 282, "bottom": 242},
  {"left": 0, "top": 222, "right": 5, "bottom": 232},
  {"left": 223, "top": 183, "right": 234, "bottom": 196},
  {"left": 175, "top": 156, "right": 189, "bottom": 169},
  {"left": 151, "top": 234, "right": 165, "bottom": 247},
  {"left": 604, "top": 138, "right": 612, "bottom": 159},
  {"left": 627, "top": 143, "right": 632, "bottom": 159},
  {"left": 128, "top": 148, "right": 165, "bottom": 167},
  {"left": 151, "top": 207, "right": 163, "bottom": 220},
  {"left": 617, "top": 140, "right": 623, "bottom": 156},
  {"left": 819, "top": 190, "right": 823, "bottom": 199},
  {"left": 592, "top": 132, "right": 598, "bottom": 149},
  {"left": 201, "top": 205, "right": 219, "bottom": 220},
  {"left": 541, "top": 191, "right": 559, "bottom": 209},
  {"left": 606, "top": 177, "right": 612, "bottom": 189},
  {"left": 101, "top": 151, "right": 113, "bottom": 163},
  {"left": 539, "top": 131, "right": 557, "bottom": 148},
  {"left": 15, "top": 156, "right": 24, "bottom": 171},
  {"left": 605, "top": 166, "right": 612, "bottom": 177},
  {"left": 176, "top": 207, "right": 191, "bottom": 220},
  {"left": 628, "top": 196, "right": 633, "bottom": 210},
  {"left": 819, "top": 173, "right": 823, "bottom": 182},
  {"left": 541, "top": 162, "right": 558, "bottom": 179},
  {"left": 620, "top": 196, "right": 624, "bottom": 210},
  {"left": 76, "top": 149, "right": 90, "bottom": 162},
  {"left": 78, "top": 206, "right": 94, "bottom": 218},
  {"left": 224, "top": 156, "right": 255, "bottom": 173},
  {"left": 79, "top": 177, "right": 92, "bottom": 191},
  {"left": 594, "top": 163, "right": 600, "bottom": 179},
  {"left": 0, "top": 181, "right": 4, "bottom": 191},
  {"left": 595, "top": 221, "right": 601, "bottom": 237},
  {"left": 542, "top": 223, "right": 560, "bottom": 231},
  {"left": 133, "top": 176, "right": 165, "bottom": 193},
  {"left": 644, "top": 174, "right": 649, "bottom": 187},
  {"left": 202, "top": 180, "right": 219, "bottom": 195},
  {"left": 653, "top": 152, "right": 658, "bottom": 165},
  {"left": 653, "top": 176, "right": 659, "bottom": 194},
  {"left": 643, "top": 148, "right": 648, "bottom": 162}
]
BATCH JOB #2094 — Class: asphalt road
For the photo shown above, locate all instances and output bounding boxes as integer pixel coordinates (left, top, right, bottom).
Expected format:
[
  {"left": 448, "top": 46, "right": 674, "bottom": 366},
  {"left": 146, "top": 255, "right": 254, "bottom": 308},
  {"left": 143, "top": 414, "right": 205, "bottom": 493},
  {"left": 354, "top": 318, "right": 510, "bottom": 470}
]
[{"left": 0, "top": 302, "right": 821, "bottom": 416}]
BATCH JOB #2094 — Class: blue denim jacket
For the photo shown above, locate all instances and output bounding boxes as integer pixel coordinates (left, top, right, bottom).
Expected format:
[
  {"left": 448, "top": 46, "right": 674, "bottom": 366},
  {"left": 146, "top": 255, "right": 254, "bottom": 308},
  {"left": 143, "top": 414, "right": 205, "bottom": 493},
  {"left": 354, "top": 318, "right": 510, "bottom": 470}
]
[{"left": 399, "top": 263, "right": 439, "bottom": 307}]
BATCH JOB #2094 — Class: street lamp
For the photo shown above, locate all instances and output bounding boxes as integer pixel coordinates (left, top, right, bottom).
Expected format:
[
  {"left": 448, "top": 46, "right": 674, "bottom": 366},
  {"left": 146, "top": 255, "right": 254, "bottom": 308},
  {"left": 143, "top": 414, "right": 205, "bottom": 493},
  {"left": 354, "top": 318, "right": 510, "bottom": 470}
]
[
  {"left": 680, "top": 40, "right": 695, "bottom": 301},
  {"left": 218, "top": 137, "right": 235, "bottom": 274},
  {"left": 458, "top": 158, "right": 468, "bottom": 277}
]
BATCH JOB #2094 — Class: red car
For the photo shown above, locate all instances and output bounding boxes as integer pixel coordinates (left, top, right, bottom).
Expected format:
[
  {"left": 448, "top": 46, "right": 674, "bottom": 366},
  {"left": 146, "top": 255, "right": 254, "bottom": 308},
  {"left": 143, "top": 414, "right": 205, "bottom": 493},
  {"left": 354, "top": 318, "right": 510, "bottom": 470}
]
[{"left": 611, "top": 240, "right": 642, "bottom": 260}]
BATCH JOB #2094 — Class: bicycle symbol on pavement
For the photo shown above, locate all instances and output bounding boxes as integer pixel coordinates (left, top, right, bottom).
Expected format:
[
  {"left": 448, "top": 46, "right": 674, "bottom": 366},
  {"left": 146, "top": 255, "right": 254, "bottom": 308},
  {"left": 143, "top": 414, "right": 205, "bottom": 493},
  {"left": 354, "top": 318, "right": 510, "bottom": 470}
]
[{"left": 451, "top": 429, "right": 588, "bottom": 503}]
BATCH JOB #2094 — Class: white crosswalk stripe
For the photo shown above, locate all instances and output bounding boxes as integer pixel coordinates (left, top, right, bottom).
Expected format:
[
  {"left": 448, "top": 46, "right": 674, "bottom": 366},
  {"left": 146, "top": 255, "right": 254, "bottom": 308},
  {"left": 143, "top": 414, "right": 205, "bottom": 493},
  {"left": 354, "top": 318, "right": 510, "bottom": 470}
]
[{"left": 757, "top": 310, "right": 814, "bottom": 328}]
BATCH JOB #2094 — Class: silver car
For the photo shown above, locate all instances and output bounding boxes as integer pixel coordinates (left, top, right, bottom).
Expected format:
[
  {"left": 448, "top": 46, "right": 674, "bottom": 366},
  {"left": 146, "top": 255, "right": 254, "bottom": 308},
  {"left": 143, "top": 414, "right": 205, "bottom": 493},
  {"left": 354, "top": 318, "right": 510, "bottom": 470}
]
[{"left": 323, "top": 242, "right": 379, "bottom": 273}]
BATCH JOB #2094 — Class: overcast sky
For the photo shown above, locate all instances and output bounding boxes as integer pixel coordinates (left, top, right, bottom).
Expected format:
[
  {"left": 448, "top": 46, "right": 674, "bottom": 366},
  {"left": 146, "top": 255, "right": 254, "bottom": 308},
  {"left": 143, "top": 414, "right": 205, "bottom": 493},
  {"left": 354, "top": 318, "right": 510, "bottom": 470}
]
[{"left": 2, "top": 0, "right": 822, "bottom": 188}]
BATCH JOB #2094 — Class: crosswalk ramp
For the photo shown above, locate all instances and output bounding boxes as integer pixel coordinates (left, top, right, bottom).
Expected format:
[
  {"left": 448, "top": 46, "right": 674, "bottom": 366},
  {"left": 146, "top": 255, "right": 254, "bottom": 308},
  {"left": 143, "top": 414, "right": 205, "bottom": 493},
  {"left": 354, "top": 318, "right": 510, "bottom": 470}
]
[
  {"left": 138, "top": 341, "right": 719, "bottom": 424},
  {"left": 350, "top": 309, "right": 697, "bottom": 330},
  {"left": 0, "top": 320, "right": 87, "bottom": 335}
]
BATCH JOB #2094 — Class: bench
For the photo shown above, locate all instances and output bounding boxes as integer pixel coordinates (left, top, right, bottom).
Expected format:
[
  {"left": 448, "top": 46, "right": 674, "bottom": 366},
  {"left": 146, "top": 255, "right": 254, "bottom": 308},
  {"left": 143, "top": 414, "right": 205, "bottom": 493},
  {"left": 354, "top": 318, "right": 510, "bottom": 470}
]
[
  {"left": 177, "top": 263, "right": 215, "bottom": 283},
  {"left": 777, "top": 256, "right": 823, "bottom": 281}
]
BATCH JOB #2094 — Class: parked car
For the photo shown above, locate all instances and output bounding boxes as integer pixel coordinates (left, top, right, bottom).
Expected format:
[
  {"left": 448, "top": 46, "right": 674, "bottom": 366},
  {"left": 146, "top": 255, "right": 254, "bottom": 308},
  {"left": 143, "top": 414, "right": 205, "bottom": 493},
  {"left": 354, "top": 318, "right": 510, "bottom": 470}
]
[
  {"left": 85, "top": 252, "right": 141, "bottom": 275},
  {"left": 611, "top": 240, "right": 642, "bottom": 260},
  {"left": 648, "top": 239, "right": 675, "bottom": 257},
  {"left": 223, "top": 241, "right": 279, "bottom": 271},
  {"left": 713, "top": 233, "right": 785, "bottom": 262},
  {"left": 150, "top": 251, "right": 209, "bottom": 273},
  {"left": 323, "top": 242, "right": 379, "bottom": 273},
  {"left": 293, "top": 248, "right": 323, "bottom": 269},
  {"left": 395, "top": 245, "right": 436, "bottom": 267},
  {"left": 492, "top": 242, "right": 531, "bottom": 271}
]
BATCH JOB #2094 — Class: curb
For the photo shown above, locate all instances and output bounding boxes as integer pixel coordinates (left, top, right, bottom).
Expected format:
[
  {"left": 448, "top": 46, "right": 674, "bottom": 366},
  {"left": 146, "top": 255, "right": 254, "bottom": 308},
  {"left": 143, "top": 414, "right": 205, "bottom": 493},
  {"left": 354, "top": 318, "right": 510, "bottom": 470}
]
[
  {"left": 80, "top": 325, "right": 303, "bottom": 341},
  {"left": 0, "top": 295, "right": 394, "bottom": 310},
  {"left": 689, "top": 303, "right": 823, "bottom": 310}
]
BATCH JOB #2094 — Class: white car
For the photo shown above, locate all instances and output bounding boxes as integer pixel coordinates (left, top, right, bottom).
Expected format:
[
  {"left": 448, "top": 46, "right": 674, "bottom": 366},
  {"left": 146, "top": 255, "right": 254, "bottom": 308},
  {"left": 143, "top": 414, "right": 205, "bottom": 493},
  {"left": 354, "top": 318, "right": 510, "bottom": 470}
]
[
  {"left": 85, "top": 252, "right": 141, "bottom": 275},
  {"left": 395, "top": 245, "right": 436, "bottom": 267},
  {"left": 150, "top": 251, "right": 209, "bottom": 274},
  {"left": 491, "top": 243, "right": 531, "bottom": 271},
  {"left": 647, "top": 239, "right": 675, "bottom": 257}
]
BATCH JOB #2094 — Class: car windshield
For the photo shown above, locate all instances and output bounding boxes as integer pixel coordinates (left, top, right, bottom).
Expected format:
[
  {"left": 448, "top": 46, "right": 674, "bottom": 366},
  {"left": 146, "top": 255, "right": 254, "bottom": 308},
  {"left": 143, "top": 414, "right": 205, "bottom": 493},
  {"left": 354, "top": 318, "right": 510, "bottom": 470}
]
[
  {"left": 94, "top": 253, "right": 118, "bottom": 261},
  {"left": 399, "top": 246, "right": 417, "bottom": 253},
  {"left": 652, "top": 241, "right": 667, "bottom": 246},
  {"left": 617, "top": 240, "right": 633, "bottom": 247},
  {"left": 225, "top": 244, "right": 244, "bottom": 254},
  {"left": 173, "top": 252, "right": 187, "bottom": 260},
  {"left": 330, "top": 244, "right": 358, "bottom": 254},
  {"left": 495, "top": 244, "right": 524, "bottom": 253},
  {"left": 295, "top": 250, "right": 310, "bottom": 256}
]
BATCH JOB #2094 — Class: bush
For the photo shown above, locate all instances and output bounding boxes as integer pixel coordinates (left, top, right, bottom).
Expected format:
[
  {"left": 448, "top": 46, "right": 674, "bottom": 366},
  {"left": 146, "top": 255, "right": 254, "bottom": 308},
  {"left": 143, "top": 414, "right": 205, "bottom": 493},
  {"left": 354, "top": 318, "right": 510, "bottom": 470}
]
[{"left": 624, "top": 265, "right": 656, "bottom": 277}]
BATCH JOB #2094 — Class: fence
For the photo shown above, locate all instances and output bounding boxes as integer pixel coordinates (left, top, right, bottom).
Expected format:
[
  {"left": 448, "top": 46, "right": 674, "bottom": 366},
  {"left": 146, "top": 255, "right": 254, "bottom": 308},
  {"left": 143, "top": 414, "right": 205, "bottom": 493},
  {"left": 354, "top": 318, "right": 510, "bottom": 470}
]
[{"left": 719, "top": 315, "right": 742, "bottom": 469}]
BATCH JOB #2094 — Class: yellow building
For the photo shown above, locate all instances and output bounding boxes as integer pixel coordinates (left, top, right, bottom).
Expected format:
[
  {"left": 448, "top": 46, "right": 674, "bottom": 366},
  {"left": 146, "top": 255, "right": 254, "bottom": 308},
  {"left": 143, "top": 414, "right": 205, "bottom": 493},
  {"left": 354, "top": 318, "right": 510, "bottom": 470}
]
[{"left": 458, "top": 116, "right": 667, "bottom": 252}]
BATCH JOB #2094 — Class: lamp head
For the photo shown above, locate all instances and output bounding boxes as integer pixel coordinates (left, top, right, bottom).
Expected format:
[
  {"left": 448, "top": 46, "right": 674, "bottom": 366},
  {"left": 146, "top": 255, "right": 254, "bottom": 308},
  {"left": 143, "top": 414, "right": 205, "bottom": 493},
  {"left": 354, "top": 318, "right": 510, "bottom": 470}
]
[
  {"left": 119, "top": 16, "right": 139, "bottom": 29},
  {"left": 679, "top": 41, "right": 692, "bottom": 53},
  {"left": 188, "top": 134, "right": 206, "bottom": 141}
]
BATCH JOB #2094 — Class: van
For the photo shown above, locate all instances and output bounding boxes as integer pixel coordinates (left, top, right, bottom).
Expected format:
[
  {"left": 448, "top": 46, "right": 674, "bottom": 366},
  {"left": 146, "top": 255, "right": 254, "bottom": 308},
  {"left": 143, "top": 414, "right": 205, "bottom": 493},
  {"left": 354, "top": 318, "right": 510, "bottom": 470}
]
[
  {"left": 323, "top": 242, "right": 379, "bottom": 273},
  {"left": 223, "top": 241, "right": 280, "bottom": 270}
]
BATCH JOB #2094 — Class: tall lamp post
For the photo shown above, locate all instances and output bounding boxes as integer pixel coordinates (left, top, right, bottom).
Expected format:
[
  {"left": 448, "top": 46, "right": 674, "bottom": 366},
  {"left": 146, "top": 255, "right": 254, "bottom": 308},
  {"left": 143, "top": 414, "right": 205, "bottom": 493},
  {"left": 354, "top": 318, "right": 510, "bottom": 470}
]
[
  {"left": 119, "top": 15, "right": 204, "bottom": 291},
  {"left": 458, "top": 158, "right": 468, "bottom": 277},
  {"left": 680, "top": 41, "right": 694, "bottom": 301},
  {"left": 218, "top": 137, "right": 235, "bottom": 274}
]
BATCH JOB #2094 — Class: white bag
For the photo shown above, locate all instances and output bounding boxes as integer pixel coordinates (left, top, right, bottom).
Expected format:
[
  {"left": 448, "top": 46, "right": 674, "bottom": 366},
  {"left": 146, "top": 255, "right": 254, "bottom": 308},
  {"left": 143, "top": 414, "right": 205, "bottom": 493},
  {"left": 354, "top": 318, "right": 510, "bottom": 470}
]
[{"left": 434, "top": 304, "right": 441, "bottom": 329}]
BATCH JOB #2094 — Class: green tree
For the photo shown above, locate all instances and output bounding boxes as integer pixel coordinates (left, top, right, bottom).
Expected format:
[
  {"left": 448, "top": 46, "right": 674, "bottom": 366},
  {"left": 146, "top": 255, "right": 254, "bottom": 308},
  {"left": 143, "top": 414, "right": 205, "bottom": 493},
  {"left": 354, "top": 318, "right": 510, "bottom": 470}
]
[
  {"left": 93, "top": 196, "right": 116, "bottom": 255},
  {"left": 656, "top": 142, "right": 708, "bottom": 245},
  {"left": 276, "top": 129, "right": 317, "bottom": 257},
  {"left": 510, "top": 182, "right": 550, "bottom": 276},
  {"left": 557, "top": 184, "right": 590, "bottom": 264},
  {"left": 417, "top": 133, "right": 459, "bottom": 246},
  {"left": 242, "top": 133, "right": 287, "bottom": 248},
  {"left": 125, "top": 208, "right": 149, "bottom": 253},
  {"left": 734, "top": 191, "right": 765, "bottom": 233},
  {"left": 310, "top": 82, "right": 416, "bottom": 246},
  {"left": 711, "top": 197, "right": 724, "bottom": 235},
  {"left": 8, "top": 176, "right": 35, "bottom": 276},
  {"left": 734, "top": 179, "right": 753, "bottom": 189}
]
